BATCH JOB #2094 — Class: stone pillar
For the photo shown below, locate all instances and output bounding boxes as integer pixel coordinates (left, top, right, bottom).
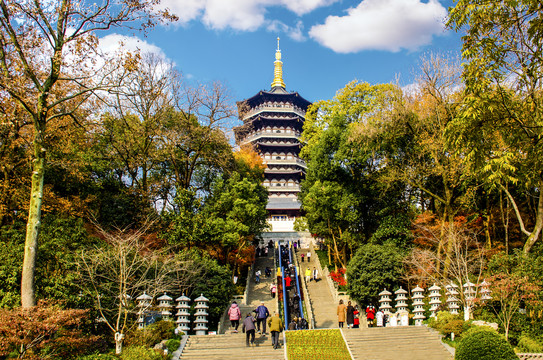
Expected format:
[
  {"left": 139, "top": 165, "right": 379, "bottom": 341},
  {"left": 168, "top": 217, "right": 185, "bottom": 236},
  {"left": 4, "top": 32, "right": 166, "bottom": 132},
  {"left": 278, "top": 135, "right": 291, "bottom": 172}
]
[
  {"left": 445, "top": 283, "right": 460, "bottom": 315},
  {"left": 136, "top": 292, "right": 153, "bottom": 329},
  {"left": 157, "top": 292, "right": 173, "bottom": 321},
  {"left": 175, "top": 294, "right": 191, "bottom": 333},
  {"left": 193, "top": 294, "right": 209, "bottom": 335},
  {"left": 411, "top": 285, "right": 425, "bottom": 326},
  {"left": 428, "top": 284, "right": 442, "bottom": 318}
]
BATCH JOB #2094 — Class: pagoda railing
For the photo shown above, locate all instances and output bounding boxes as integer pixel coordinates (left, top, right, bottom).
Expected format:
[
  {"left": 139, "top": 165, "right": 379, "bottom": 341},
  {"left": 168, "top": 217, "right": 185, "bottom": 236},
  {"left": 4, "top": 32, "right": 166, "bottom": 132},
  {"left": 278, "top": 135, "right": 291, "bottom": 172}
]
[
  {"left": 264, "top": 158, "right": 307, "bottom": 167},
  {"left": 266, "top": 185, "right": 301, "bottom": 192},
  {"left": 244, "top": 105, "right": 306, "bottom": 119},
  {"left": 241, "top": 131, "right": 301, "bottom": 144}
]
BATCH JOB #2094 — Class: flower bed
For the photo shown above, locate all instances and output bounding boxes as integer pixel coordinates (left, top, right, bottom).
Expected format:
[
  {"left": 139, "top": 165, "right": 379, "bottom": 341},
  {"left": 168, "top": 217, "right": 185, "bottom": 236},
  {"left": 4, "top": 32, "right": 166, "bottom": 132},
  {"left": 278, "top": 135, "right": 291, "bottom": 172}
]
[{"left": 285, "top": 329, "right": 351, "bottom": 360}]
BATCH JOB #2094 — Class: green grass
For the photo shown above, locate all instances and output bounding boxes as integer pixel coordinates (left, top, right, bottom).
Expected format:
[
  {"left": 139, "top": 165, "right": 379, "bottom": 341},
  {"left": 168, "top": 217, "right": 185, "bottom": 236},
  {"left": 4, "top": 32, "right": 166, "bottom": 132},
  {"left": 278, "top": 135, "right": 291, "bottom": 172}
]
[{"left": 285, "top": 329, "right": 351, "bottom": 360}]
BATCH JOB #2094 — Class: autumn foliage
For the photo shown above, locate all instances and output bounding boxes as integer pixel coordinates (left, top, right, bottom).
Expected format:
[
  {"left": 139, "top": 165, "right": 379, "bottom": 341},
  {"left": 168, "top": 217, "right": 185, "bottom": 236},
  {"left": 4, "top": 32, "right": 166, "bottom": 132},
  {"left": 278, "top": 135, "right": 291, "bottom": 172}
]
[{"left": 0, "top": 301, "right": 100, "bottom": 359}]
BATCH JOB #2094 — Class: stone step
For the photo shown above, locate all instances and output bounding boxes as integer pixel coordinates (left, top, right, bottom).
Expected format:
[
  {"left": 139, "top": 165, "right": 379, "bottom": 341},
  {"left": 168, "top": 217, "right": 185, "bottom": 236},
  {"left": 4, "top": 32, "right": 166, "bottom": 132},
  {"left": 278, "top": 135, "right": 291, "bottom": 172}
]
[
  {"left": 342, "top": 327, "right": 453, "bottom": 360},
  {"left": 181, "top": 334, "right": 285, "bottom": 360}
]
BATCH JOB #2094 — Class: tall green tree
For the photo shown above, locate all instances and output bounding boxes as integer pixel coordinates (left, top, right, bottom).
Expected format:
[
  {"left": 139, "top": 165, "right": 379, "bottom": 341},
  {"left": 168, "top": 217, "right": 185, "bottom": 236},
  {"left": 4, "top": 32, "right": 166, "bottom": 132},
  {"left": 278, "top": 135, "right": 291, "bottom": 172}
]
[
  {"left": 447, "top": 0, "right": 543, "bottom": 253},
  {"left": 300, "top": 81, "right": 408, "bottom": 266}
]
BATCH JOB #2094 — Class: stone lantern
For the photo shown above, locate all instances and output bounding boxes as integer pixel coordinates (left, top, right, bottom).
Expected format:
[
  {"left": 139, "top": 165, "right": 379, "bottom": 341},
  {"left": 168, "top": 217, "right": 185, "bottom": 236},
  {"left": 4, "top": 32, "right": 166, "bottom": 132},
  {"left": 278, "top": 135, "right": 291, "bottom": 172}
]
[
  {"left": 445, "top": 283, "right": 460, "bottom": 315},
  {"left": 378, "top": 288, "right": 393, "bottom": 314},
  {"left": 395, "top": 287, "right": 409, "bottom": 326},
  {"left": 428, "top": 284, "right": 442, "bottom": 317},
  {"left": 463, "top": 281, "right": 477, "bottom": 321},
  {"left": 136, "top": 292, "right": 153, "bottom": 329},
  {"left": 479, "top": 279, "right": 491, "bottom": 302},
  {"left": 157, "top": 292, "right": 173, "bottom": 320},
  {"left": 175, "top": 294, "right": 191, "bottom": 333},
  {"left": 193, "top": 294, "right": 209, "bottom": 335},
  {"left": 463, "top": 281, "right": 477, "bottom": 301},
  {"left": 411, "top": 285, "right": 425, "bottom": 326},
  {"left": 394, "top": 287, "right": 408, "bottom": 312}
]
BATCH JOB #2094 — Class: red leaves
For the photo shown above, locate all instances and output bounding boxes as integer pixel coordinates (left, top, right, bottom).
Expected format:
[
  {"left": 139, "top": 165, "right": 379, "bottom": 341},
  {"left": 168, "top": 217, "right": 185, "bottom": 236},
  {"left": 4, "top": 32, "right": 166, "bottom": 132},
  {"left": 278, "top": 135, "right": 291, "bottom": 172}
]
[
  {"left": 0, "top": 301, "right": 99, "bottom": 359},
  {"left": 329, "top": 268, "right": 347, "bottom": 286}
]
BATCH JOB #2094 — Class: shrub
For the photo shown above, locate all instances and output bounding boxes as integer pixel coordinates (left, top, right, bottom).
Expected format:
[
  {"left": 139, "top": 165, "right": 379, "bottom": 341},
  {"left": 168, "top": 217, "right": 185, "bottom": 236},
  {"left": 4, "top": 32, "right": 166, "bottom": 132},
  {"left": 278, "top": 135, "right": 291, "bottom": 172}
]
[
  {"left": 517, "top": 335, "right": 543, "bottom": 353},
  {"left": 119, "top": 346, "right": 164, "bottom": 360},
  {"left": 455, "top": 327, "right": 517, "bottom": 360},
  {"left": 165, "top": 339, "right": 181, "bottom": 353},
  {"left": 126, "top": 320, "right": 176, "bottom": 348},
  {"left": 77, "top": 354, "right": 118, "bottom": 360},
  {"left": 0, "top": 301, "right": 100, "bottom": 359},
  {"left": 429, "top": 311, "right": 471, "bottom": 339}
]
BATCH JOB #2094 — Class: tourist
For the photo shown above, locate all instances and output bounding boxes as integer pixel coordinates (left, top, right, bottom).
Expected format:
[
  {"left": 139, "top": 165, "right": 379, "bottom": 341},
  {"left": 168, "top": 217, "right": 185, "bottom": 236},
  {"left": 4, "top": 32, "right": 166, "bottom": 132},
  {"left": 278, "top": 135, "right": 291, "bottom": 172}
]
[
  {"left": 265, "top": 266, "right": 271, "bottom": 278},
  {"left": 346, "top": 301, "right": 355, "bottom": 328},
  {"left": 288, "top": 317, "right": 297, "bottom": 330},
  {"left": 228, "top": 301, "right": 241, "bottom": 333},
  {"left": 337, "top": 299, "right": 347, "bottom": 328},
  {"left": 366, "top": 305, "right": 376, "bottom": 327},
  {"left": 376, "top": 309, "right": 384, "bottom": 327},
  {"left": 301, "top": 253, "right": 305, "bottom": 262},
  {"left": 305, "top": 267, "right": 311, "bottom": 283},
  {"left": 297, "top": 239, "right": 301, "bottom": 248},
  {"left": 353, "top": 306, "right": 360, "bottom": 328},
  {"left": 312, "top": 267, "right": 319, "bottom": 282},
  {"left": 268, "top": 312, "right": 284, "bottom": 349},
  {"left": 306, "top": 251, "right": 311, "bottom": 262},
  {"left": 293, "top": 241, "right": 297, "bottom": 252},
  {"left": 264, "top": 246, "right": 269, "bottom": 256},
  {"left": 255, "top": 269, "right": 261, "bottom": 284},
  {"left": 270, "top": 283, "right": 277, "bottom": 298},
  {"left": 242, "top": 313, "right": 256, "bottom": 346},
  {"left": 285, "top": 274, "right": 292, "bottom": 290},
  {"left": 254, "top": 301, "right": 270, "bottom": 334}
]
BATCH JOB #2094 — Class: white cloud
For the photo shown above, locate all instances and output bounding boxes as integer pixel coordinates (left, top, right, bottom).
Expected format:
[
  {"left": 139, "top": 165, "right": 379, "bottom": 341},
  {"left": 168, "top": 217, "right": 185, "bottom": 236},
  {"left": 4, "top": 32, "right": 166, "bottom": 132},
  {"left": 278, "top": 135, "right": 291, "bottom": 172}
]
[
  {"left": 309, "top": 0, "right": 447, "bottom": 53},
  {"left": 98, "top": 34, "right": 168, "bottom": 59},
  {"left": 158, "top": 0, "right": 338, "bottom": 32},
  {"left": 281, "top": 0, "right": 339, "bottom": 16},
  {"left": 267, "top": 20, "right": 306, "bottom": 42}
]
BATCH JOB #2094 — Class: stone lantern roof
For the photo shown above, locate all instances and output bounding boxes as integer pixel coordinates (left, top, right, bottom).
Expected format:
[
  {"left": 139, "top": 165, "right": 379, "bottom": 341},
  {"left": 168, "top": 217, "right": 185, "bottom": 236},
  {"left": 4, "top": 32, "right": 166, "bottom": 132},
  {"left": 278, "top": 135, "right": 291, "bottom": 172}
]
[
  {"left": 176, "top": 294, "right": 191, "bottom": 302},
  {"left": 157, "top": 293, "right": 173, "bottom": 301}
]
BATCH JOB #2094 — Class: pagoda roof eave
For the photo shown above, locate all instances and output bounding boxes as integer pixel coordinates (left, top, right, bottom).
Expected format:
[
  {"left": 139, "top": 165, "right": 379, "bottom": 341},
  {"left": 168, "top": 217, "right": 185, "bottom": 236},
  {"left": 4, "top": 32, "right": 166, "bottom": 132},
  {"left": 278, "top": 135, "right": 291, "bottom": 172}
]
[
  {"left": 256, "top": 142, "right": 301, "bottom": 147},
  {"left": 238, "top": 89, "right": 311, "bottom": 110}
]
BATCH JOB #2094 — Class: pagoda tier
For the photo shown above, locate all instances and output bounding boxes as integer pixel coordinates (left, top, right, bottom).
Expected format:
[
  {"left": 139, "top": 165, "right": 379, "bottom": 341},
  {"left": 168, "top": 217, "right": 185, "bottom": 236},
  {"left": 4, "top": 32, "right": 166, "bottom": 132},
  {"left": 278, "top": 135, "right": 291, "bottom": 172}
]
[
  {"left": 236, "top": 117, "right": 304, "bottom": 144},
  {"left": 234, "top": 38, "right": 311, "bottom": 227}
]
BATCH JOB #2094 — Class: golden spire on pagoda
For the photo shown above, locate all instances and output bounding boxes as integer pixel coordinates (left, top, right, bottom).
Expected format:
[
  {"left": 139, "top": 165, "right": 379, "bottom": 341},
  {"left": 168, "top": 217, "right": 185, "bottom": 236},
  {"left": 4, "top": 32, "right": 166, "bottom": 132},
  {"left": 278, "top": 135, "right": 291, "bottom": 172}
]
[{"left": 271, "top": 37, "right": 286, "bottom": 89}]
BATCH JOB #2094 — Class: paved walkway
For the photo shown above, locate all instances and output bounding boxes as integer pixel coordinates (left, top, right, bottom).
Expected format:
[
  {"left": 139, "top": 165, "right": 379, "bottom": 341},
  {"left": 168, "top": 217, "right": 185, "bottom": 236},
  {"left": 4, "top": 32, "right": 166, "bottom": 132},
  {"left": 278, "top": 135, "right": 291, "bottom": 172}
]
[{"left": 297, "top": 247, "right": 338, "bottom": 328}]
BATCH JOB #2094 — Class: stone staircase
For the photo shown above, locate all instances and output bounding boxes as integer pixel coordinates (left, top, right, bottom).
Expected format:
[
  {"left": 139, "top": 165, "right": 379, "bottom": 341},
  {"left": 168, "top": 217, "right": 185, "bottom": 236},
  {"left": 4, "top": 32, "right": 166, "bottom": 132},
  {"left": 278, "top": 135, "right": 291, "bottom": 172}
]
[
  {"left": 222, "top": 253, "right": 278, "bottom": 334},
  {"left": 297, "top": 248, "right": 338, "bottom": 328},
  {"left": 342, "top": 326, "right": 453, "bottom": 360},
  {"left": 180, "top": 333, "right": 285, "bottom": 359}
]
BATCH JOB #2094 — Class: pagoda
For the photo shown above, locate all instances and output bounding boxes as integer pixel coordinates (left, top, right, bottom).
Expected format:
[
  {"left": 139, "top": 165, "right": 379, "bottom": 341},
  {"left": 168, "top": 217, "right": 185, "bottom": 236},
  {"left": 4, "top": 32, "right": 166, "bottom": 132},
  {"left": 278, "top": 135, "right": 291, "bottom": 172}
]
[{"left": 234, "top": 38, "right": 311, "bottom": 231}]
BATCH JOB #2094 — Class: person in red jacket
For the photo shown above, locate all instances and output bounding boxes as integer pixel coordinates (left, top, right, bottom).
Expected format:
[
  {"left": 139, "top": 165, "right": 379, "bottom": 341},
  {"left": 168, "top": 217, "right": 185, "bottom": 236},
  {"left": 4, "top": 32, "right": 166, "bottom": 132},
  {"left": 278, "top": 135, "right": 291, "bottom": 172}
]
[
  {"left": 285, "top": 275, "right": 292, "bottom": 290},
  {"left": 366, "top": 305, "right": 376, "bottom": 327}
]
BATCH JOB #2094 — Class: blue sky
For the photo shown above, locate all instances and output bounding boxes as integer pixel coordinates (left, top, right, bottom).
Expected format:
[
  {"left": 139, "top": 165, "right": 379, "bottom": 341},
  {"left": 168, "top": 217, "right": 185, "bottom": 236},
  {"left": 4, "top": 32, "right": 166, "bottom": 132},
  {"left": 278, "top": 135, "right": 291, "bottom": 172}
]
[{"left": 100, "top": 0, "right": 462, "bottom": 104}]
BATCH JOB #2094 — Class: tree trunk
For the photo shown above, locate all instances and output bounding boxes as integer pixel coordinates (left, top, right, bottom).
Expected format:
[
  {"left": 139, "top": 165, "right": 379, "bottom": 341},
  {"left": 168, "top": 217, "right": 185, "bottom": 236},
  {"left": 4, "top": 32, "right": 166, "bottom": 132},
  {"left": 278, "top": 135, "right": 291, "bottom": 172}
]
[
  {"left": 523, "top": 183, "right": 543, "bottom": 253},
  {"left": 114, "top": 332, "right": 125, "bottom": 354},
  {"left": 21, "top": 126, "right": 46, "bottom": 308}
]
